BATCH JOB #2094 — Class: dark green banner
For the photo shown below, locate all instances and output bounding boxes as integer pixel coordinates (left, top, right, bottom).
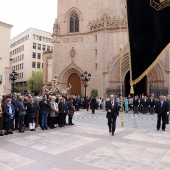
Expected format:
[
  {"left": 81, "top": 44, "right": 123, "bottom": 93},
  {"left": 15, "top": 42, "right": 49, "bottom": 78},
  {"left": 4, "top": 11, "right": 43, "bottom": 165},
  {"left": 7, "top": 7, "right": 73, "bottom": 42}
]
[{"left": 127, "top": 0, "right": 170, "bottom": 81}]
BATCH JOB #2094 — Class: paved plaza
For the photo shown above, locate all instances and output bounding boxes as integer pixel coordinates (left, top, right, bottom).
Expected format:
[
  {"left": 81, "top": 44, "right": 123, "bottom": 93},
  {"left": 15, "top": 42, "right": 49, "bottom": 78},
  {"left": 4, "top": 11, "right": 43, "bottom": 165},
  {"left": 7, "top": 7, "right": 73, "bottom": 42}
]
[{"left": 0, "top": 110, "right": 170, "bottom": 170}]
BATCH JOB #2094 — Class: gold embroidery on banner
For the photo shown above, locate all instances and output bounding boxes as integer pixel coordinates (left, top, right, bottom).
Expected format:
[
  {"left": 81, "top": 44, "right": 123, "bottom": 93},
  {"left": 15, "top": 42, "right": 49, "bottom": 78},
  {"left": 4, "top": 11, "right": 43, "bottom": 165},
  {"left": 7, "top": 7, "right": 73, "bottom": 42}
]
[
  {"left": 150, "top": 0, "right": 170, "bottom": 11},
  {"left": 132, "top": 43, "right": 170, "bottom": 85}
]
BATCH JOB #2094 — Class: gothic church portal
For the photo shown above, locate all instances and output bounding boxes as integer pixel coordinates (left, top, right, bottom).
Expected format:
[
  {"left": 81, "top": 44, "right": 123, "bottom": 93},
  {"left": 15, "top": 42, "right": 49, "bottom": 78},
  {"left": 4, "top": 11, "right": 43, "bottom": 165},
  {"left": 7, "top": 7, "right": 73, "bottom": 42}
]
[{"left": 44, "top": 0, "right": 170, "bottom": 97}]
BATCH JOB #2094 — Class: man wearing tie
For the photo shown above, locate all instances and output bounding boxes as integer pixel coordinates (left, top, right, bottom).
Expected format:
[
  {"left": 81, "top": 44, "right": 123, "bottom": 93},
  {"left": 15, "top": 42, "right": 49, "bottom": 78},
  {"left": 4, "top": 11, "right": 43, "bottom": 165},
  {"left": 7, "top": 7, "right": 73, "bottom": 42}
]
[
  {"left": 105, "top": 95, "right": 119, "bottom": 136},
  {"left": 155, "top": 95, "right": 168, "bottom": 131}
]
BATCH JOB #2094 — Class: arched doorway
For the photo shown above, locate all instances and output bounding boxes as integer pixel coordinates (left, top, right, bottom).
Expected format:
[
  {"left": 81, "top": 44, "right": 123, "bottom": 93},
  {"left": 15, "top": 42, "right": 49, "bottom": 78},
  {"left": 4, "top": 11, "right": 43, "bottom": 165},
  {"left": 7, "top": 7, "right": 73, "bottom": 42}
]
[
  {"left": 68, "top": 73, "right": 81, "bottom": 95},
  {"left": 125, "top": 71, "right": 147, "bottom": 96}
]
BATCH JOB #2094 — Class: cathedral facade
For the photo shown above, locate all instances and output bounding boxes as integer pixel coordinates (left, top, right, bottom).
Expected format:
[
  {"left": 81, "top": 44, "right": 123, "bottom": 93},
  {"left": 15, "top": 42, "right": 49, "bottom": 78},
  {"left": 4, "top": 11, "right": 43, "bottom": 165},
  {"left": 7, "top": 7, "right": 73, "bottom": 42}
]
[{"left": 44, "top": 0, "right": 170, "bottom": 97}]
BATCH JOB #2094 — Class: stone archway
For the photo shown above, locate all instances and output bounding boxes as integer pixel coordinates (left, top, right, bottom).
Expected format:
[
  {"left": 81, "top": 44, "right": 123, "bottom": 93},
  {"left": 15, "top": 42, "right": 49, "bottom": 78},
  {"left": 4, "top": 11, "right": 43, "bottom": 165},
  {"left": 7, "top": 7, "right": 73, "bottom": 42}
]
[{"left": 68, "top": 73, "right": 81, "bottom": 95}]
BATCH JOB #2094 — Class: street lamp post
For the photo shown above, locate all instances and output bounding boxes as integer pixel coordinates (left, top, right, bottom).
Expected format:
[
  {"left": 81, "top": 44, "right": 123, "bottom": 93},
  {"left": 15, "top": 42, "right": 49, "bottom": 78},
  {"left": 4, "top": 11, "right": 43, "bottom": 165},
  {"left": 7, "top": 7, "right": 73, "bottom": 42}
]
[
  {"left": 10, "top": 70, "right": 18, "bottom": 93},
  {"left": 81, "top": 71, "right": 91, "bottom": 99},
  {"left": 31, "top": 81, "right": 34, "bottom": 93}
]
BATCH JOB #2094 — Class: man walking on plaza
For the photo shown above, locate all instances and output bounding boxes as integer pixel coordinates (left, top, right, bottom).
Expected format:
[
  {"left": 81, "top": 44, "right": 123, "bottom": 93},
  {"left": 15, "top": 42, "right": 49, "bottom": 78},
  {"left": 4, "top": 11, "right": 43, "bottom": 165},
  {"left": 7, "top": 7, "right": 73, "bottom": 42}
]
[
  {"left": 105, "top": 95, "right": 119, "bottom": 136},
  {"left": 155, "top": 96, "right": 168, "bottom": 131}
]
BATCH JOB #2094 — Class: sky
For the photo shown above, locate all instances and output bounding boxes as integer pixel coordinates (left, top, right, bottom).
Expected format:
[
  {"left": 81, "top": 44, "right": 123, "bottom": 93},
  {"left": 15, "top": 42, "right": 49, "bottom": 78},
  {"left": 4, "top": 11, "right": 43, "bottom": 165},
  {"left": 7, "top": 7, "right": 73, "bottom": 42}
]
[{"left": 0, "top": 0, "right": 57, "bottom": 38}]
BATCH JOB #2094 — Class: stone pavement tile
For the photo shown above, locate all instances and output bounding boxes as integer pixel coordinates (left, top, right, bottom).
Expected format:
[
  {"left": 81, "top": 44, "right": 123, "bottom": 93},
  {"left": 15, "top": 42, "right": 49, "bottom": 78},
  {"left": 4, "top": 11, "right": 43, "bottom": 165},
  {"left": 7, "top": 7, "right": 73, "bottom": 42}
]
[
  {"left": 75, "top": 142, "right": 146, "bottom": 170},
  {"left": 124, "top": 130, "right": 170, "bottom": 145},
  {"left": 0, "top": 162, "right": 13, "bottom": 170},
  {"left": 160, "top": 150, "right": 170, "bottom": 164},
  {"left": 154, "top": 162, "right": 170, "bottom": 170},
  {"left": 0, "top": 148, "right": 34, "bottom": 169},
  {"left": 145, "top": 147, "right": 167, "bottom": 155},
  {"left": 120, "top": 162, "right": 153, "bottom": 170},
  {"left": 5, "top": 131, "right": 97, "bottom": 155},
  {"left": 135, "top": 151, "right": 163, "bottom": 167}
]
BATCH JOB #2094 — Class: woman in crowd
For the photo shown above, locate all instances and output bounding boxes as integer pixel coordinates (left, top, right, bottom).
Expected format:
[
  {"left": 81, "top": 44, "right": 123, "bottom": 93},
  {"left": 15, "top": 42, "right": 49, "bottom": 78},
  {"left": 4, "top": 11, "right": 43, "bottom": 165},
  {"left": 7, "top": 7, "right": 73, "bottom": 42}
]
[
  {"left": 4, "top": 98, "right": 15, "bottom": 135},
  {"left": 124, "top": 97, "right": 129, "bottom": 113},
  {"left": 49, "top": 96, "right": 58, "bottom": 129},
  {"left": 23, "top": 96, "right": 29, "bottom": 128},
  {"left": 18, "top": 96, "right": 27, "bottom": 133},
  {"left": 39, "top": 95, "right": 50, "bottom": 130},
  {"left": 63, "top": 98, "right": 68, "bottom": 125},
  {"left": 58, "top": 98, "right": 65, "bottom": 127},
  {"left": 0, "top": 96, "right": 4, "bottom": 136},
  {"left": 27, "top": 98, "right": 37, "bottom": 131},
  {"left": 68, "top": 97, "right": 75, "bottom": 125}
]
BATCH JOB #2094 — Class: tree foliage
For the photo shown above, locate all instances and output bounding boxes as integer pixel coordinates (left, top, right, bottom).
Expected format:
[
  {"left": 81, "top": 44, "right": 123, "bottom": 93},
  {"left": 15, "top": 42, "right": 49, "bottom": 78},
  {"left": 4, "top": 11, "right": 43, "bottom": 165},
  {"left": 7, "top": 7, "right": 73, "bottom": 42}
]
[
  {"left": 90, "top": 89, "right": 98, "bottom": 98},
  {"left": 26, "top": 70, "right": 43, "bottom": 92},
  {"left": 13, "top": 87, "right": 21, "bottom": 93}
]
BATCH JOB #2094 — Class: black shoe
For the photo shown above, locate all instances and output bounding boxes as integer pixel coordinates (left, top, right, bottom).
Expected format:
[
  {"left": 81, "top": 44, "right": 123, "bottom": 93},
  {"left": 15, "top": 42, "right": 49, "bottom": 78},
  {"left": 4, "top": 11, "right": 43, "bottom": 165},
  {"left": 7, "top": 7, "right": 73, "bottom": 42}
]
[
  {"left": 45, "top": 126, "right": 48, "bottom": 130},
  {"left": 112, "top": 133, "right": 114, "bottom": 136},
  {"left": 42, "top": 127, "right": 44, "bottom": 130},
  {"left": 71, "top": 123, "right": 75, "bottom": 125},
  {"left": 4, "top": 132, "right": 8, "bottom": 135},
  {"left": 109, "top": 129, "right": 111, "bottom": 133},
  {"left": 19, "top": 130, "right": 24, "bottom": 133},
  {"left": 0, "top": 133, "right": 4, "bottom": 136},
  {"left": 8, "top": 131, "right": 13, "bottom": 134},
  {"left": 50, "top": 127, "right": 54, "bottom": 129},
  {"left": 162, "top": 129, "right": 165, "bottom": 131},
  {"left": 157, "top": 128, "right": 159, "bottom": 131}
]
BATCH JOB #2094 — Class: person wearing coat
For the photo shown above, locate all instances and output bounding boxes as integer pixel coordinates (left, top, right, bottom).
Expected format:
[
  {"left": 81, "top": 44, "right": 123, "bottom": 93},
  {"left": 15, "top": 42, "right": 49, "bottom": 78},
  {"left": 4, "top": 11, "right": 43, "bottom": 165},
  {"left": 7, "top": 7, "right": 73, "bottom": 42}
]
[
  {"left": 155, "top": 96, "right": 168, "bottom": 131},
  {"left": 4, "top": 98, "right": 15, "bottom": 135},
  {"left": 124, "top": 97, "right": 129, "bottom": 113},
  {"left": 63, "top": 99, "right": 68, "bottom": 125},
  {"left": 49, "top": 96, "right": 58, "bottom": 129},
  {"left": 105, "top": 95, "right": 119, "bottom": 136},
  {"left": 149, "top": 96, "right": 155, "bottom": 115},
  {"left": 133, "top": 96, "right": 139, "bottom": 114},
  {"left": 68, "top": 97, "right": 75, "bottom": 125},
  {"left": 39, "top": 95, "right": 50, "bottom": 130},
  {"left": 18, "top": 96, "right": 27, "bottom": 133},
  {"left": 141, "top": 96, "right": 149, "bottom": 114},
  {"left": 58, "top": 98, "right": 65, "bottom": 127},
  {"left": 27, "top": 98, "right": 37, "bottom": 131},
  {"left": 91, "top": 96, "right": 97, "bottom": 114},
  {"left": 0, "top": 95, "right": 4, "bottom": 136}
]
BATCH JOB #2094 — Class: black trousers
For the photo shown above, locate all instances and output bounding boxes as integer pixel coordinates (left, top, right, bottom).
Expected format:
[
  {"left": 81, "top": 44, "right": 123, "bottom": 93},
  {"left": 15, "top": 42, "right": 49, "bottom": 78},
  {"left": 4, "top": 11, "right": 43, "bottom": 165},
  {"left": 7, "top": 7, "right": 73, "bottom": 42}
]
[
  {"left": 58, "top": 113, "right": 64, "bottom": 126},
  {"left": 108, "top": 117, "right": 117, "bottom": 134},
  {"left": 157, "top": 114, "right": 166, "bottom": 130},
  {"left": 49, "top": 117, "right": 55, "bottom": 128},
  {"left": 14, "top": 111, "right": 19, "bottom": 129}
]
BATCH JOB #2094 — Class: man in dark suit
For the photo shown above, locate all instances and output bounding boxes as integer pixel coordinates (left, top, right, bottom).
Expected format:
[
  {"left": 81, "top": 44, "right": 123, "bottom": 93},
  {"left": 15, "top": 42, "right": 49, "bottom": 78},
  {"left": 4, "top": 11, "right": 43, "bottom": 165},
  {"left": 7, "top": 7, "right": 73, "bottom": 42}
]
[
  {"left": 155, "top": 96, "right": 168, "bottom": 131},
  {"left": 149, "top": 96, "right": 155, "bottom": 115},
  {"left": 166, "top": 95, "right": 170, "bottom": 124},
  {"left": 141, "top": 96, "right": 149, "bottom": 114},
  {"left": 133, "top": 96, "right": 139, "bottom": 114},
  {"left": 11, "top": 93, "right": 19, "bottom": 130},
  {"left": 105, "top": 95, "right": 119, "bottom": 136}
]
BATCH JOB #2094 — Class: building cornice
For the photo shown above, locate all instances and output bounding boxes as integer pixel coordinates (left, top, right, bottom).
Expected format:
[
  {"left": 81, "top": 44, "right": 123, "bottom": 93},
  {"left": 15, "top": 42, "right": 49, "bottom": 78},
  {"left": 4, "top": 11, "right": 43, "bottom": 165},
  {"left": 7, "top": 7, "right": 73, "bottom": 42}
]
[{"left": 0, "top": 21, "right": 13, "bottom": 29}]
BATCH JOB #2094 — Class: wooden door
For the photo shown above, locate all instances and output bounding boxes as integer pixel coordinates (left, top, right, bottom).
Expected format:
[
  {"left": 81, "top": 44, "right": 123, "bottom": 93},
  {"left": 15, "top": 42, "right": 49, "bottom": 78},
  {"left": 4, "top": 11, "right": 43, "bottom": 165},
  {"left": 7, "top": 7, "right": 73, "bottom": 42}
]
[{"left": 68, "top": 73, "right": 81, "bottom": 95}]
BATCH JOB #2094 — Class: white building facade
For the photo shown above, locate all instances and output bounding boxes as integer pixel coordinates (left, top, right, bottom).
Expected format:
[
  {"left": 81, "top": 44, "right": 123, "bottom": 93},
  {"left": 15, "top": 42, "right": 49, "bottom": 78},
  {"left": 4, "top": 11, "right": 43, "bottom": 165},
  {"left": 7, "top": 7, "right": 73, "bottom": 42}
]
[
  {"left": 0, "top": 21, "right": 13, "bottom": 95},
  {"left": 10, "top": 28, "right": 53, "bottom": 93}
]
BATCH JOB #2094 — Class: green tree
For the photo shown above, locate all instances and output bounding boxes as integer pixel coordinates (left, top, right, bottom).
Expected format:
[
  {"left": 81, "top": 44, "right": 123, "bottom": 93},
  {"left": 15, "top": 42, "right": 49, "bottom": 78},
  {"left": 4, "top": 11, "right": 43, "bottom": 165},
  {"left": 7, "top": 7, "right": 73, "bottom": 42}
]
[
  {"left": 26, "top": 70, "right": 43, "bottom": 92},
  {"left": 13, "top": 87, "right": 21, "bottom": 93},
  {"left": 90, "top": 89, "right": 98, "bottom": 98}
]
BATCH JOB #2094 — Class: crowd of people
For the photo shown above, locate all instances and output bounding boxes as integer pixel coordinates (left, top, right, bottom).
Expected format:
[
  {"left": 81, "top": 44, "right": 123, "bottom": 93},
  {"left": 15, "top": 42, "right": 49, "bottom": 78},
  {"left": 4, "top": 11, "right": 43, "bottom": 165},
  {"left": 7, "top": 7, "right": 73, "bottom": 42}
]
[
  {"left": 105, "top": 94, "right": 170, "bottom": 136},
  {"left": 0, "top": 92, "right": 105, "bottom": 136},
  {"left": 0, "top": 92, "right": 170, "bottom": 137}
]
